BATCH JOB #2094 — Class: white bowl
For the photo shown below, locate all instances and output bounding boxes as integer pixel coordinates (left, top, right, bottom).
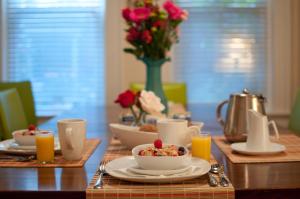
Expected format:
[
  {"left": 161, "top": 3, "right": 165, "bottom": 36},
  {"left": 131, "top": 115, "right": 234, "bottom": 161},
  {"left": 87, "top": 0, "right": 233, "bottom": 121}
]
[
  {"left": 109, "top": 123, "right": 157, "bottom": 149},
  {"left": 12, "top": 129, "right": 51, "bottom": 146},
  {"left": 132, "top": 144, "right": 190, "bottom": 170},
  {"left": 12, "top": 130, "right": 36, "bottom": 146}
]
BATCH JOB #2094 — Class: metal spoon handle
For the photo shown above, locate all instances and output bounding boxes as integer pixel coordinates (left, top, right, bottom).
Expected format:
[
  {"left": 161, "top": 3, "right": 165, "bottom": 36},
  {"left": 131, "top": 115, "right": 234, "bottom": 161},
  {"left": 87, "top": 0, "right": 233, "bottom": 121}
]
[
  {"left": 219, "top": 174, "right": 229, "bottom": 187},
  {"left": 208, "top": 173, "right": 218, "bottom": 187},
  {"left": 94, "top": 172, "right": 104, "bottom": 189}
]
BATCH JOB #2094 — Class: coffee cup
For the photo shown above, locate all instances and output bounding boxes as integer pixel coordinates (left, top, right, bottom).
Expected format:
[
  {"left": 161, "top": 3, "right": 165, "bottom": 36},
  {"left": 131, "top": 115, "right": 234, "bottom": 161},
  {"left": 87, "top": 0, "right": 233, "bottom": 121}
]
[
  {"left": 157, "top": 119, "right": 201, "bottom": 146},
  {"left": 57, "top": 119, "right": 86, "bottom": 160}
]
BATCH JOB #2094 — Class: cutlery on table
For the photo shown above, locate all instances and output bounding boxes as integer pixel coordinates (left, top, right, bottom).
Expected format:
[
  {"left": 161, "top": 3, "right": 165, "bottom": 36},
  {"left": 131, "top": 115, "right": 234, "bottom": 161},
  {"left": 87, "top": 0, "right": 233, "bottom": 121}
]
[
  {"left": 0, "top": 155, "right": 35, "bottom": 162},
  {"left": 210, "top": 164, "right": 229, "bottom": 187},
  {"left": 208, "top": 168, "right": 218, "bottom": 187},
  {"left": 93, "top": 160, "right": 107, "bottom": 189}
]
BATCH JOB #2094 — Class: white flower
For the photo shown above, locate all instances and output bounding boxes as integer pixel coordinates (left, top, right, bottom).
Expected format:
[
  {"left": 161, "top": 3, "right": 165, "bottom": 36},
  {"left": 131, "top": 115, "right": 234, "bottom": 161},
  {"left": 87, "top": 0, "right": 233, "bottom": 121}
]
[{"left": 139, "top": 90, "right": 165, "bottom": 114}]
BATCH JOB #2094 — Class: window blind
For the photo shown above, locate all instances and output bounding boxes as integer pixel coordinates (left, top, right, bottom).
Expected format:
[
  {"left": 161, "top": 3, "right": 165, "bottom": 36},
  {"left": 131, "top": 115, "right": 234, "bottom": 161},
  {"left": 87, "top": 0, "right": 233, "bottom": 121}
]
[
  {"left": 6, "top": 0, "right": 105, "bottom": 116},
  {"left": 174, "top": 0, "right": 267, "bottom": 104}
]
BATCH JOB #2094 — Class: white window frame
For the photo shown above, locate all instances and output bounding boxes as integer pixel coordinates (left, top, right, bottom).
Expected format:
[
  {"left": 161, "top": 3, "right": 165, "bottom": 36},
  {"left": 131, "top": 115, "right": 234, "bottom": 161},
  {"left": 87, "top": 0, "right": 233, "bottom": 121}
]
[
  {"left": 0, "top": 0, "right": 295, "bottom": 115},
  {"left": 0, "top": 0, "right": 8, "bottom": 81}
]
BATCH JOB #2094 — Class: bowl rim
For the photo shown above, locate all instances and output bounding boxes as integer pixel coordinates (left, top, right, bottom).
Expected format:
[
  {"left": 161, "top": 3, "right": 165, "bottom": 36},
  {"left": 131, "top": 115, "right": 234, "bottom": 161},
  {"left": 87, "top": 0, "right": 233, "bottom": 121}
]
[
  {"left": 132, "top": 143, "right": 189, "bottom": 158},
  {"left": 12, "top": 129, "right": 52, "bottom": 136},
  {"left": 109, "top": 123, "right": 158, "bottom": 136}
]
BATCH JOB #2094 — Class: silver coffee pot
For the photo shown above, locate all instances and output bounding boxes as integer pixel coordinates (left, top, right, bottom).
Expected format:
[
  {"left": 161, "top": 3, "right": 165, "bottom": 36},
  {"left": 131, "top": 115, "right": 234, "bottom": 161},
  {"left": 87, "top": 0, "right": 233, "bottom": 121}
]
[{"left": 216, "top": 89, "right": 266, "bottom": 142}]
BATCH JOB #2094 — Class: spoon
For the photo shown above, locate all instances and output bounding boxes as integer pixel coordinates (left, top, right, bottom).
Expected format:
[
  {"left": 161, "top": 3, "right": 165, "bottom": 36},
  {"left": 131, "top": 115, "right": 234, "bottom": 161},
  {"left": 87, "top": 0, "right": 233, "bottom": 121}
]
[{"left": 210, "top": 164, "right": 229, "bottom": 187}]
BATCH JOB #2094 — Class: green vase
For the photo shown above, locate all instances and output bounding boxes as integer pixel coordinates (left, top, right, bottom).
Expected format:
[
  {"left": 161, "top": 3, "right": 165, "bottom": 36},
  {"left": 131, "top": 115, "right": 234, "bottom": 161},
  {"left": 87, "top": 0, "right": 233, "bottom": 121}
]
[{"left": 141, "top": 57, "right": 169, "bottom": 114}]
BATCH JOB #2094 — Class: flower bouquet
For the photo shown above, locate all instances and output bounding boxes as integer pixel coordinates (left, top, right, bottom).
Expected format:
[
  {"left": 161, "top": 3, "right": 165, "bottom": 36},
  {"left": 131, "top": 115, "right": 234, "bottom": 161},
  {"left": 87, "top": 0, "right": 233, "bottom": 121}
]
[
  {"left": 122, "top": 0, "right": 188, "bottom": 113},
  {"left": 115, "top": 89, "right": 165, "bottom": 126}
]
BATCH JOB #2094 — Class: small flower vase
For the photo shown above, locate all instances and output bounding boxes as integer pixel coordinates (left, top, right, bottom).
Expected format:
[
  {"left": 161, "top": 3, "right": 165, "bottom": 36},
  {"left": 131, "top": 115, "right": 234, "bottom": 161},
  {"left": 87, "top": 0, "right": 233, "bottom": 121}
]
[
  {"left": 131, "top": 110, "right": 146, "bottom": 127},
  {"left": 140, "top": 57, "right": 169, "bottom": 114}
]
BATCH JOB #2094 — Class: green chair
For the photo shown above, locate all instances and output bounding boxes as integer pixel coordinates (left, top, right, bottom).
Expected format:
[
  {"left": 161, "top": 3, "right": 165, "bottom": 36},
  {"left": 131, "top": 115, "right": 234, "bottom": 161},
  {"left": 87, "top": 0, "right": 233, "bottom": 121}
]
[
  {"left": 0, "top": 89, "right": 28, "bottom": 140},
  {"left": 289, "top": 89, "right": 300, "bottom": 134},
  {"left": 0, "top": 81, "right": 37, "bottom": 125},
  {"left": 130, "top": 82, "right": 187, "bottom": 106}
]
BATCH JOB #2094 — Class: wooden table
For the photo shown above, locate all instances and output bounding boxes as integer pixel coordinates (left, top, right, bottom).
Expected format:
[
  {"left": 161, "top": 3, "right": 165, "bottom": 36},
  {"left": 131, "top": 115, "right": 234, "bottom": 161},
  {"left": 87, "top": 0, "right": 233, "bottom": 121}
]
[{"left": 0, "top": 104, "right": 299, "bottom": 199}]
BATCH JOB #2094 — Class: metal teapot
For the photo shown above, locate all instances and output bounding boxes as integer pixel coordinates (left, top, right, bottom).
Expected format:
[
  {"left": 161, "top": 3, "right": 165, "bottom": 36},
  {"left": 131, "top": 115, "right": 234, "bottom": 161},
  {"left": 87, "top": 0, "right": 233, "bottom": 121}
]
[{"left": 216, "top": 89, "right": 266, "bottom": 142}]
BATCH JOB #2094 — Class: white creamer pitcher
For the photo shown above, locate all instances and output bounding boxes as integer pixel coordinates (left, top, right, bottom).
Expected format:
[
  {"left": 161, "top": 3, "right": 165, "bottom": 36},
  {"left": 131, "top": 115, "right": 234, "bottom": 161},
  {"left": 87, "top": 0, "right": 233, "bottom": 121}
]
[{"left": 246, "top": 109, "right": 279, "bottom": 151}]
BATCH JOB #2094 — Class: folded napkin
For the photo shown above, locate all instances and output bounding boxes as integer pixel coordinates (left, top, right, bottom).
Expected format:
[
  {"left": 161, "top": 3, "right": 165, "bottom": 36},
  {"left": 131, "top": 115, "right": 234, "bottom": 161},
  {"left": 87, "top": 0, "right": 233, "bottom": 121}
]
[{"left": 111, "top": 166, "right": 198, "bottom": 178}]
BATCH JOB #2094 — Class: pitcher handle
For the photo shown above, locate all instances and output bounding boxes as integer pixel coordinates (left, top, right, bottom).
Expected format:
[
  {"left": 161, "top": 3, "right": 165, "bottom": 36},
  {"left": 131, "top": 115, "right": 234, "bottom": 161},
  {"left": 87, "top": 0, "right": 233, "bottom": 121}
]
[
  {"left": 268, "top": 120, "right": 279, "bottom": 139},
  {"left": 216, "top": 100, "right": 228, "bottom": 126},
  {"left": 188, "top": 125, "right": 201, "bottom": 136}
]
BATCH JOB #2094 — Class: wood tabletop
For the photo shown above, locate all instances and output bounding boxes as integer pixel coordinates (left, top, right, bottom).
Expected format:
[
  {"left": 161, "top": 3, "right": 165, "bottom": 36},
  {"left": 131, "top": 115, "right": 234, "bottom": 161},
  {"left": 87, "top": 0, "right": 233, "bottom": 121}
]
[{"left": 0, "top": 104, "right": 299, "bottom": 199}]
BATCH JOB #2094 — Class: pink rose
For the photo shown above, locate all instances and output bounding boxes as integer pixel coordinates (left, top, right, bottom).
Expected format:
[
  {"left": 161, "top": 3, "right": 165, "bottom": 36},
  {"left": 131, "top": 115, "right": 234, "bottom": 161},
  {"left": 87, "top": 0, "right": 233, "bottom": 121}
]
[
  {"left": 126, "top": 27, "right": 140, "bottom": 42},
  {"left": 181, "top": 9, "right": 189, "bottom": 21},
  {"left": 129, "top": 7, "right": 151, "bottom": 23},
  {"left": 141, "top": 30, "right": 152, "bottom": 44},
  {"left": 122, "top": 8, "right": 131, "bottom": 21},
  {"left": 163, "top": 0, "right": 186, "bottom": 20}
]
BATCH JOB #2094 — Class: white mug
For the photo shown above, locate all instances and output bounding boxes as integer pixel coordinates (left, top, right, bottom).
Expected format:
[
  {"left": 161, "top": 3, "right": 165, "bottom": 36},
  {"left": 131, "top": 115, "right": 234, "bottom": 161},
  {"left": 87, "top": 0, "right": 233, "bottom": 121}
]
[
  {"left": 157, "top": 119, "right": 201, "bottom": 145},
  {"left": 246, "top": 109, "right": 279, "bottom": 151},
  {"left": 57, "top": 119, "right": 86, "bottom": 160}
]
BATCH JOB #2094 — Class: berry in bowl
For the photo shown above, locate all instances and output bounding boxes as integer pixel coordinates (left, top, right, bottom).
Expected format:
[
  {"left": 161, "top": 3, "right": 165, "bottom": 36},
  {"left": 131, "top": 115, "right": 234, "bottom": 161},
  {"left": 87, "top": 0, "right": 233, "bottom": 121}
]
[
  {"left": 12, "top": 125, "right": 50, "bottom": 146},
  {"left": 132, "top": 139, "right": 190, "bottom": 170}
]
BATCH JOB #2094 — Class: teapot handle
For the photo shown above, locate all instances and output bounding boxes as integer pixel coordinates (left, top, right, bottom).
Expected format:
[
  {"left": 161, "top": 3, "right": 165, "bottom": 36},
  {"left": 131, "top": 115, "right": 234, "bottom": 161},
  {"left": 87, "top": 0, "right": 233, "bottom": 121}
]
[{"left": 216, "top": 100, "right": 228, "bottom": 126}]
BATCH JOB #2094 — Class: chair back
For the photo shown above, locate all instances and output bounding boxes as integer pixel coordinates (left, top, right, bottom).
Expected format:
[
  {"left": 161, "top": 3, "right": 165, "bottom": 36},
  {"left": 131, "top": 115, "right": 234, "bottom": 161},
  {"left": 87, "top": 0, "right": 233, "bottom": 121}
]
[
  {"left": 0, "top": 81, "right": 37, "bottom": 125},
  {"left": 289, "top": 89, "right": 300, "bottom": 134},
  {"left": 130, "top": 82, "right": 187, "bottom": 106},
  {"left": 0, "top": 89, "right": 28, "bottom": 140}
]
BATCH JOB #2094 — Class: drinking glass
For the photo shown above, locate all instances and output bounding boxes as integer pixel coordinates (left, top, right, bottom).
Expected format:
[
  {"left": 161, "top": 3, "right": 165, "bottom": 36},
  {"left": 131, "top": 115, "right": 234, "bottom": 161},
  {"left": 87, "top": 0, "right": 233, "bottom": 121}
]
[
  {"left": 191, "top": 132, "right": 211, "bottom": 161},
  {"left": 36, "top": 132, "right": 55, "bottom": 164}
]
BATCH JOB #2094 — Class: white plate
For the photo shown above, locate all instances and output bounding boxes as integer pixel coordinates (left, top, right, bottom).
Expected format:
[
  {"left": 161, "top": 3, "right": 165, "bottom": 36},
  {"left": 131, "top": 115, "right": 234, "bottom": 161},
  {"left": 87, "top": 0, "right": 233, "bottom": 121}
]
[
  {"left": 0, "top": 138, "right": 61, "bottom": 155},
  {"left": 230, "top": 142, "right": 286, "bottom": 155},
  {"left": 128, "top": 165, "right": 192, "bottom": 176},
  {"left": 105, "top": 156, "right": 210, "bottom": 183}
]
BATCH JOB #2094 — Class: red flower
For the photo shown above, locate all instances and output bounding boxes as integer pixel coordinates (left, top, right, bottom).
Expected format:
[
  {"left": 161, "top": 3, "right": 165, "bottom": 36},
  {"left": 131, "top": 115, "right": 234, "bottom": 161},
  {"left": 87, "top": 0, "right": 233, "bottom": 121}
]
[
  {"left": 163, "top": 0, "right": 185, "bottom": 20},
  {"left": 129, "top": 7, "right": 151, "bottom": 23},
  {"left": 122, "top": 8, "right": 131, "bottom": 21},
  {"left": 115, "top": 90, "right": 136, "bottom": 108},
  {"left": 126, "top": 27, "right": 140, "bottom": 42},
  {"left": 153, "top": 20, "right": 166, "bottom": 29},
  {"left": 141, "top": 30, "right": 152, "bottom": 44}
]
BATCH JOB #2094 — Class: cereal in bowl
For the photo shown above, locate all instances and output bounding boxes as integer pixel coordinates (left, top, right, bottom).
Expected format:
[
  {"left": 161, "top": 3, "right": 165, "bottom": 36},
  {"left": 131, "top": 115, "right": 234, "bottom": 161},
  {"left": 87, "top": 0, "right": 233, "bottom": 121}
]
[{"left": 138, "top": 139, "right": 186, "bottom": 157}]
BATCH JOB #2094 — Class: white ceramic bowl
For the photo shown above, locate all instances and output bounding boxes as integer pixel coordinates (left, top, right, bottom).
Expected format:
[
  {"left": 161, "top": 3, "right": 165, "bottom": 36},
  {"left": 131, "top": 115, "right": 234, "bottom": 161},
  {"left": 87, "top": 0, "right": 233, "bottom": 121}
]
[
  {"left": 132, "top": 144, "right": 190, "bottom": 170},
  {"left": 12, "top": 129, "right": 50, "bottom": 146},
  {"left": 109, "top": 123, "right": 157, "bottom": 149},
  {"left": 12, "top": 130, "right": 36, "bottom": 146}
]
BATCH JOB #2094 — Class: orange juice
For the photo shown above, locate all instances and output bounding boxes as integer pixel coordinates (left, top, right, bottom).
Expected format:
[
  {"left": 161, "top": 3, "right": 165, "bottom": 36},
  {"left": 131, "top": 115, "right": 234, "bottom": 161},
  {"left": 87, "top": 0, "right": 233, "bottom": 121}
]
[
  {"left": 36, "top": 132, "right": 54, "bottom": 164},
  {"left": 192, "top": 133, "right": 211, "bottom": 161}
]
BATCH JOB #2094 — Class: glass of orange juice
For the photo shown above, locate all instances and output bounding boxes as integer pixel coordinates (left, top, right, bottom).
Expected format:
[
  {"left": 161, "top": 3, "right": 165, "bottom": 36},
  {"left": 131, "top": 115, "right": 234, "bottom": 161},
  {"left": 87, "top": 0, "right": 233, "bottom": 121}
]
[
  {"left": 191, "top": 132, "right": 211, "bottom": 161},
  {"left": 36, "top": 132, "right": 55, "bottom": 164}
]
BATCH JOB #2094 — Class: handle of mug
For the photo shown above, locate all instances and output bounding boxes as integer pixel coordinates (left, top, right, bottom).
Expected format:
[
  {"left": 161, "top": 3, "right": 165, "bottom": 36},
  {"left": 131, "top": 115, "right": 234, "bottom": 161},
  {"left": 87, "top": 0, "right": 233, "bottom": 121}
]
[
  {"left": 216, "top": 100, "right": 228, "bottom": 127},
  {"left": 65, "top": 127, "right": 74, "bottom": 149},
  {"left": 268, "top": 120, "right": 279, "bottom": 139},
  {"left": 188, "top": 125, "right": 201, "bottom": 136}
]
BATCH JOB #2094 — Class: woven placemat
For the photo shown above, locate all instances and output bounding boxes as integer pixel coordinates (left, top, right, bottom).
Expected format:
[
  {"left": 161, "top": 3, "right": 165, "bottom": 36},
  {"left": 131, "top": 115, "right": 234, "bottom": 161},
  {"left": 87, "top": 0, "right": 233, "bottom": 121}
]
[
  {"left": 86, "top": 139, "right": 234, "bottom": 199},
  {"left": 0, "top": 138, "right": 100, "bottom": 167},
  {"left": 213, "top": 134, "right": 300, "bottom": 163}
]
